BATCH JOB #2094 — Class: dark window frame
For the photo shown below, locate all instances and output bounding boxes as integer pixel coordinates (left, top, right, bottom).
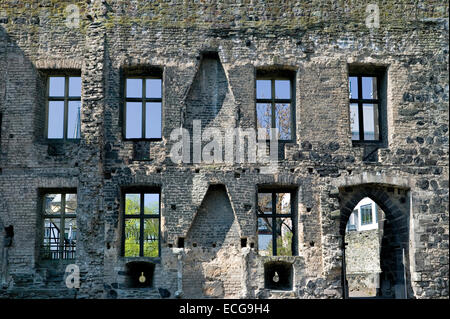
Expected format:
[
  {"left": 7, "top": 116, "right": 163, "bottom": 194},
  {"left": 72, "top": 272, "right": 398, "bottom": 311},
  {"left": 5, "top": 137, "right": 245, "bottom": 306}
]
[
  {"left": 255, "top": 72, "right": 296, "bottom": 143},
  {"left": 349, "top": 73, "right": 382, "bottom": 143},
  {"left": 41, "top": 190, "right": 77, "bottom": 260},
  {"left": 123, "top": 76, "right": 163, "bottom": 141},
  {"left": 45, "top": 73, "right": 82, "bottom": 141},
  {"left": 256, "top": 188, "right": 297, "bottom": 256},
  {"left": 122, "top": 188, "right": 161, "bottom": 258}
]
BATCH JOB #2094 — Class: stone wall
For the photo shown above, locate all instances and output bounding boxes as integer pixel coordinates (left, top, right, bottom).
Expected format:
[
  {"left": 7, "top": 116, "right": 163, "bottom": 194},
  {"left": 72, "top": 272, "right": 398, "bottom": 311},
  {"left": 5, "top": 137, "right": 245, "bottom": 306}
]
[
  {"left": 0, "top": 0, "right": 448, "bottom": 299},
  {"left": 345, "top": 229, "right": 381, "bottom": 296}
]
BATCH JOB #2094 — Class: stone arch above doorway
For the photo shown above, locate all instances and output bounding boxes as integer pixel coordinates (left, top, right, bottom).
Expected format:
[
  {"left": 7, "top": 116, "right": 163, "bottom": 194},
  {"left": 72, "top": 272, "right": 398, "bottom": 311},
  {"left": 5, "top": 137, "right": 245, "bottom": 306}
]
[
  {"left": 338, "top": 183, "right": 412, "bottom": 299},
  {"left": 339, "top": 184, "right": 409, "bottom": 238}
]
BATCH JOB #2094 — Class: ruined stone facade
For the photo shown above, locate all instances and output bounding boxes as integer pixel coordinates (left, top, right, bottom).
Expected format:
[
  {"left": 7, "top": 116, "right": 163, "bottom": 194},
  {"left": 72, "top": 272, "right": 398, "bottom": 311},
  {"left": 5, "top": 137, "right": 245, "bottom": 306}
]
[{"left": 0, "top": 0, "right": 448, "bottom": 299}]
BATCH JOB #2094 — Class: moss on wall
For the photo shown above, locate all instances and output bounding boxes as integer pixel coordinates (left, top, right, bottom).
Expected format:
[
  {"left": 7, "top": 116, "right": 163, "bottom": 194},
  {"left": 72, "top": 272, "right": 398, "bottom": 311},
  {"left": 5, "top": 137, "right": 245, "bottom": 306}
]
[{"left": 1, "top": 0, "right": 448, "bottom": 34}]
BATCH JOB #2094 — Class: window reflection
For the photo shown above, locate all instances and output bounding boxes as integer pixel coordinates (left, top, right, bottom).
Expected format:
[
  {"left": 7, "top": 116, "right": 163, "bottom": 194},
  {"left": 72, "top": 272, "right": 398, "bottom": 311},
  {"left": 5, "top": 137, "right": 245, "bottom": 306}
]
[
  {"left": 42, "top": 192, "right": 77, "bottom": 260},
  {"left": 47, "top": 75, "right": 81, "bottom": 140},
  {"left": 125, "top": 77, "right": 162, "bottom": 140},
  {"left": 256, "top": 77, "right": 294, "bottom": 141}
]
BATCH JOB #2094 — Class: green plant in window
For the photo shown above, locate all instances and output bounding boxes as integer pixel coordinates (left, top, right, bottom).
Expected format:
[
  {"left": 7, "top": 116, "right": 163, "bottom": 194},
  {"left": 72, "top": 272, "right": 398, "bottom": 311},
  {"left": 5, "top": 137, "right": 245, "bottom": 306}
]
[
  {"left": 266, "top": 220, "right": 293, "bottom": 256},
  {"left": 144, "top": 202, "right": 159, "bottom": 215},
  {"left": 126, "top": 195, "right": 140, "bottom": 215},
  {"left": 143, "top": 219, "right": 159, "bottom": 257},
  {"left": 124, "top": 196, "right": 159, "bottom": 257},
  {"left": 125, "top": 219, "right": 140, "bottom": 257},
  {"left": 277, "top": 230, "right": 293, "bottom": 256}
]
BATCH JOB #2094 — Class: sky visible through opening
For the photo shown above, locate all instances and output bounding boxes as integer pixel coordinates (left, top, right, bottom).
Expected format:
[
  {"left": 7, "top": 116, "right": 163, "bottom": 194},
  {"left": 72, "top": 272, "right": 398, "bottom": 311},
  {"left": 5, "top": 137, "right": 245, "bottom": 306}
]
[
  {"left": 47, "top": 77, "right": 162, "bottom": 139},
  {"left": 47, "top": 76, "right": 376, "bottom": 141},
  {"left": 256, "top": 79, "right": 291, "bottom": 140},
  {"left": 126, "top": 78, "right": 162, "bottom": 139},
  {"left": 48, "top": 77, "right": 81, "bottom": 139},
  {"left": 349, "top": 76, "right": 379, "bottom": 140}
]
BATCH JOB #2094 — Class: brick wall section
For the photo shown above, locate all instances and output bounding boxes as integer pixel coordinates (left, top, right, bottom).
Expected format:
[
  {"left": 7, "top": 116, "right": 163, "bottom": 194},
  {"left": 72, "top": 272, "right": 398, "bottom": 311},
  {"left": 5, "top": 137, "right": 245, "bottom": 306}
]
[{"left": 0, "top": 0, "right": 448, "bottom": 299}]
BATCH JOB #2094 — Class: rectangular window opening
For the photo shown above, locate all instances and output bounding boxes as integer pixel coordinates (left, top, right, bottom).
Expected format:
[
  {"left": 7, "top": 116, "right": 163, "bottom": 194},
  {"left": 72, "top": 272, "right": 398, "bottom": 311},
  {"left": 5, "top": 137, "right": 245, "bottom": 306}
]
[
  {"left": 41, "top": 191, "right": 77, "bottom": 260},
  {"left": 123, "top": 189, "right": 161, "bottom": 258},
  {"left": 256, "top": 72, "right": 295, "bottom": 142},
  {"left": 360, "top": 204, "right": 373, "bottom": 225},
  {"left": 124, "top": 75, "right": 162, "bottom": 140},
  {"left": 257, "top": 189, "right": 296, "bottom": 256},
  {"left": 348, "top": 67, "right": 386, "bottom": 144},
  {"left": 46, "top": 74, "right": 81, "bottom": 140}
]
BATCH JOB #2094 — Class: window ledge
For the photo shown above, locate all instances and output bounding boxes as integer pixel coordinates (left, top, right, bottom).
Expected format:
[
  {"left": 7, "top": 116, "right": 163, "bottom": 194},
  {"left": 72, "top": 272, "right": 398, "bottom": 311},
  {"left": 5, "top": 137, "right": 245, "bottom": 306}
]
[
  {"left": 351, "top": 141, "right": 384, "bottom": 147},
  {"left": 39, "top": 139, "right": 81, "bottom": 145},
  {"left": 130, "top": 158, "right": 154, "bottom": 163},
  {"left": 122, "top": 256, "right": 161, "bottom": 264},
  {"left": 258, "top": 255, "right": 299, "bottom": 261},
  {"left": 38, "top": 259, "right": 76, "bottom": 266},
  {"left": 266, "top": 288, "right": 295, "bottom": 292},
  {"left": 117, "top": 287, "right": 157, "bottom": 291},
  {"left": 124, "top": 139, "right": 163, "bottom": 142}
]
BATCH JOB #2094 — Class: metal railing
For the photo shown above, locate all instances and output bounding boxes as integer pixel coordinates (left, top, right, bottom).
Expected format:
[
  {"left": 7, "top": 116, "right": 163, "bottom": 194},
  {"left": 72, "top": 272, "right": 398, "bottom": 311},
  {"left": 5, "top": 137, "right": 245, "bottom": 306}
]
[{"left": 41, "top": 243, "right": 76, "bottom": 260}]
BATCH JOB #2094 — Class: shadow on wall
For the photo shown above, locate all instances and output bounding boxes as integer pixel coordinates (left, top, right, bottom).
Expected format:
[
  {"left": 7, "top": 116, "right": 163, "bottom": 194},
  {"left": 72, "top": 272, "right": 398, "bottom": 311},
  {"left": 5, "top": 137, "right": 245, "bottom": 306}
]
[
  {"left": 0, "top": 217, "right": 3, "bottom": 285},
  {"left": 0, "top": 187, "right": 14, "bottom": 287},
  {"left": 0, "top": 23, "right": 82, "bottom": 161},
  {"left": 0, "top": 27, "right": 21, "bottom": 285}
]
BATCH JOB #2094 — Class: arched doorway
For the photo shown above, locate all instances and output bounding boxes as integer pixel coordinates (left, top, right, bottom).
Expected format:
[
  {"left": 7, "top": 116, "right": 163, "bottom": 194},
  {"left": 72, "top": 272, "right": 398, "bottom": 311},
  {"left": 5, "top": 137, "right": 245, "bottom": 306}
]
[
  {"left": 339, "top": 184, "right": 412, "bottom": 299},
  {"left": 344, "top": 197, "right": 385, "bottom": 297}
]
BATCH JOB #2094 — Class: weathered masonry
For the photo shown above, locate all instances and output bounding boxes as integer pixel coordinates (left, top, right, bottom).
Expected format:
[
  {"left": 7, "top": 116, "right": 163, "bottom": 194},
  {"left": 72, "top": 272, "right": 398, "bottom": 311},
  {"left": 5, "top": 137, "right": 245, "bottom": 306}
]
[{"left": 0, "top": 0, "right": 448, "bottom": 299}]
